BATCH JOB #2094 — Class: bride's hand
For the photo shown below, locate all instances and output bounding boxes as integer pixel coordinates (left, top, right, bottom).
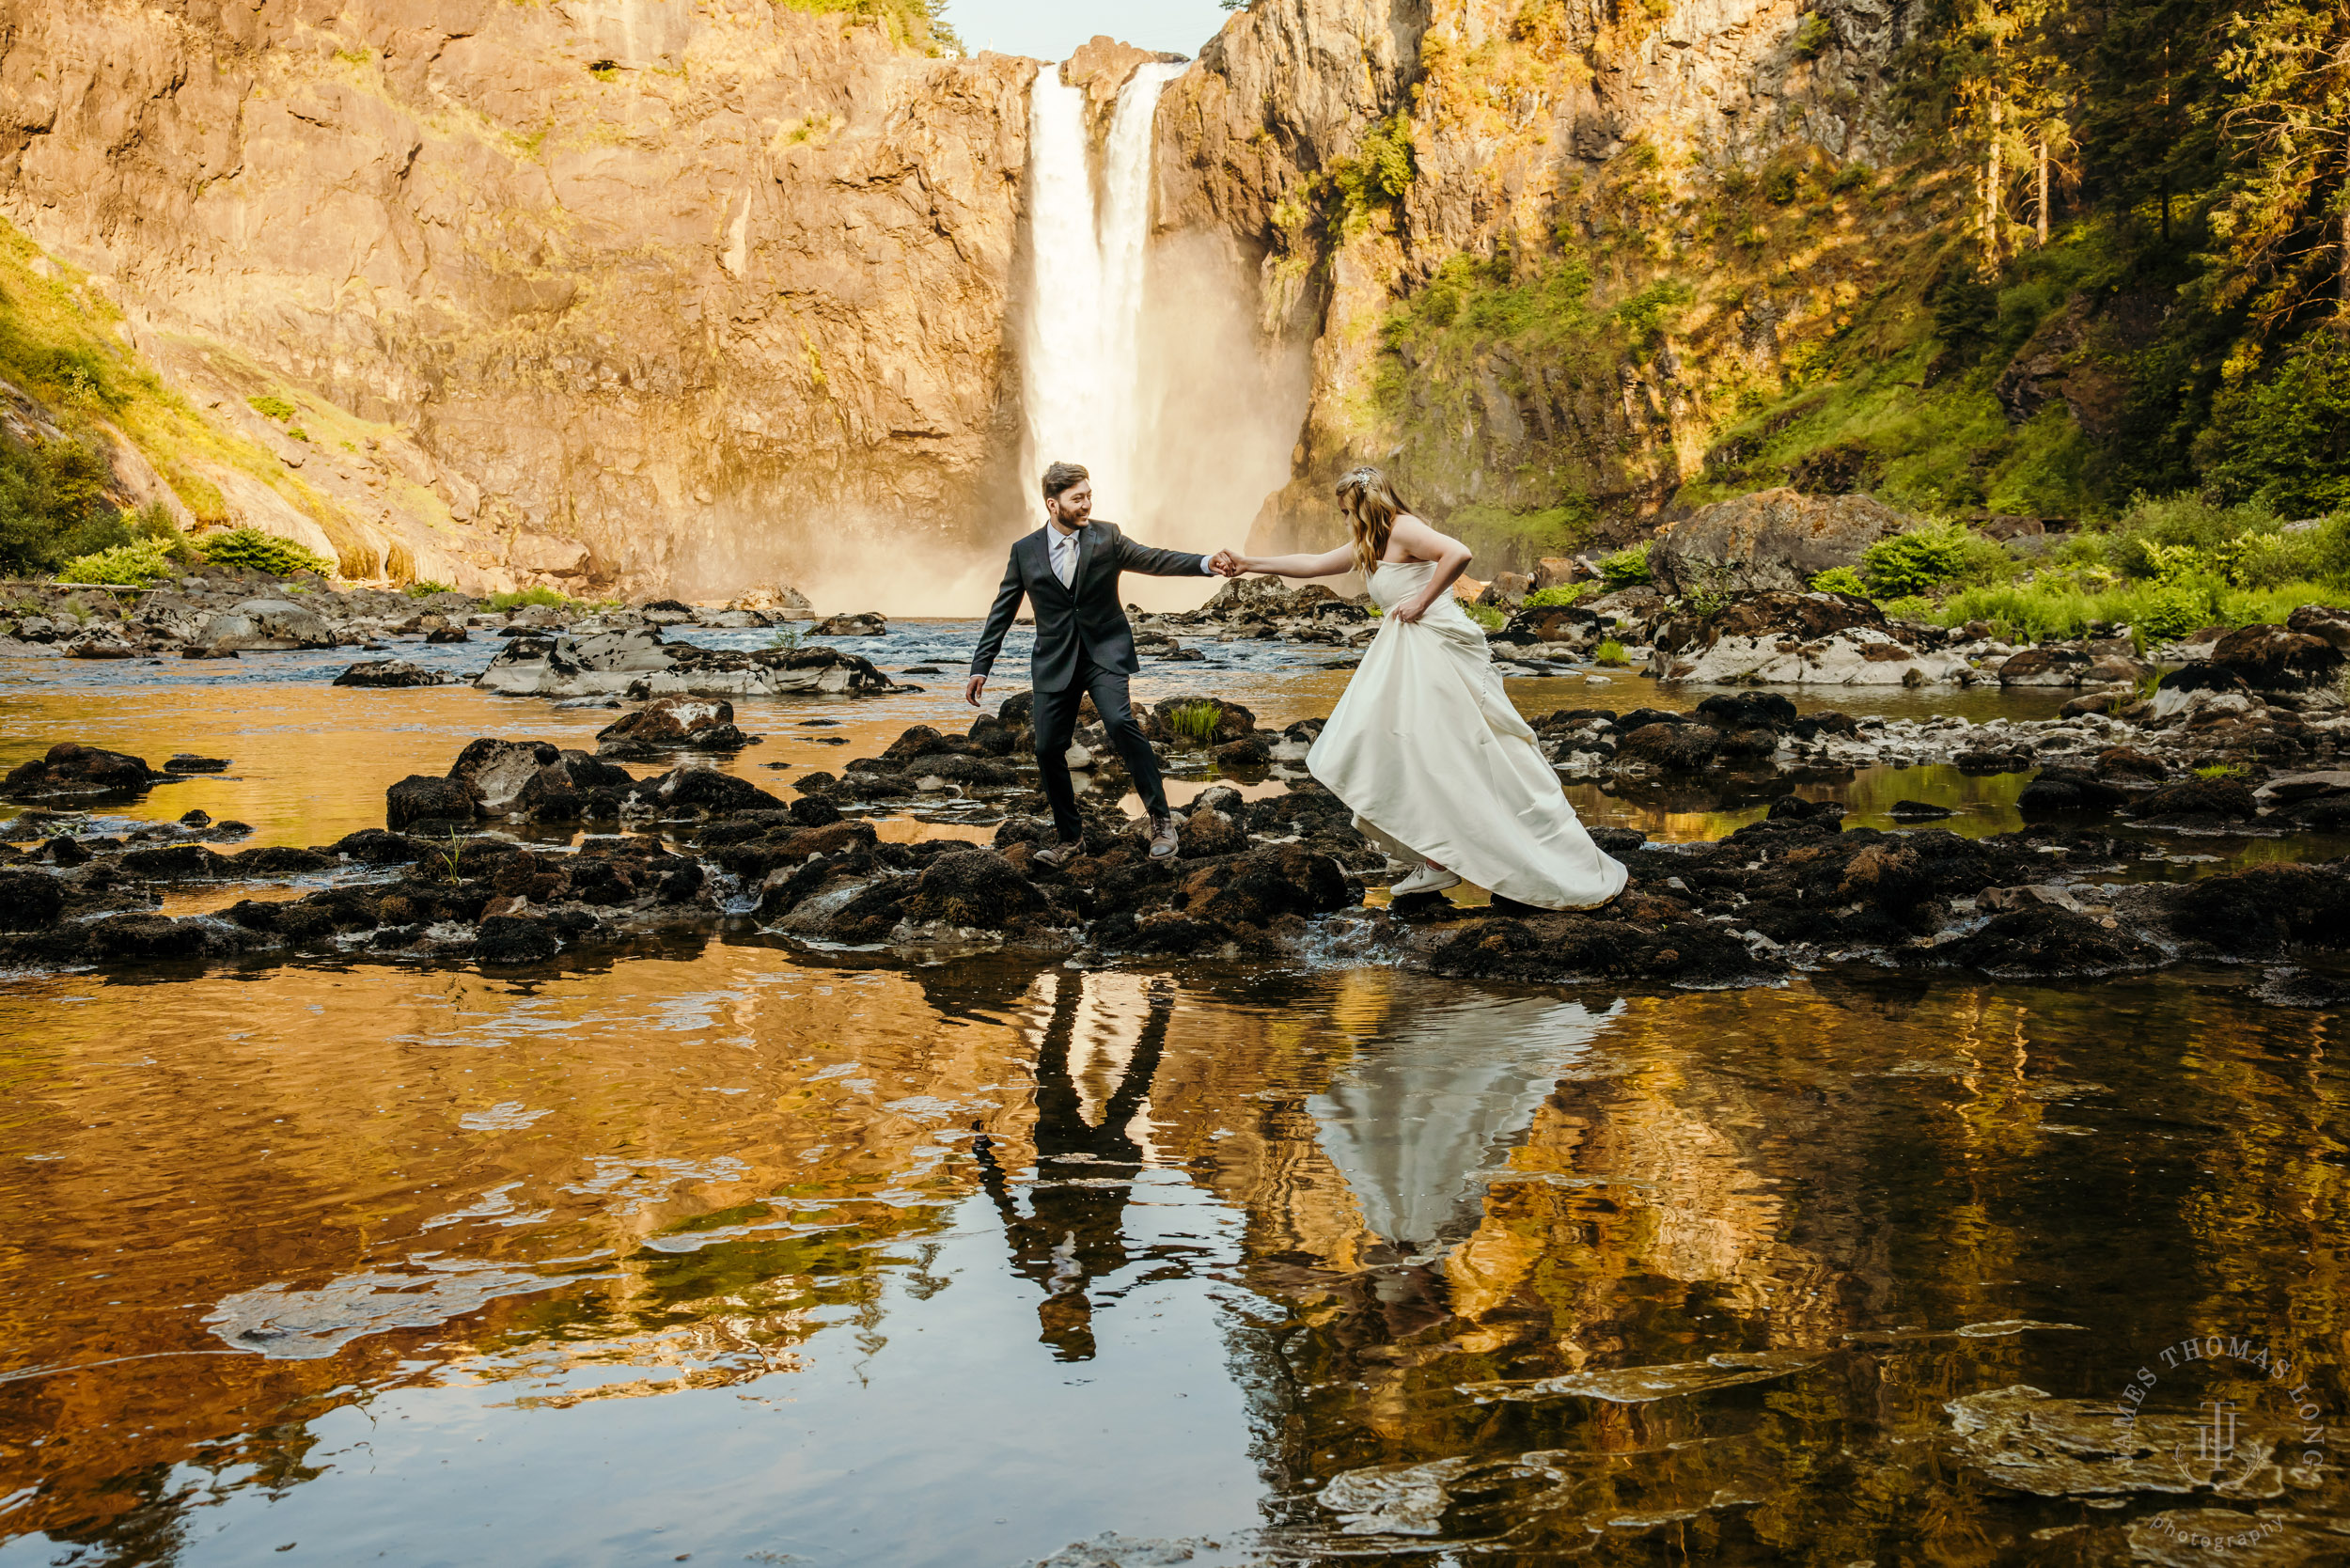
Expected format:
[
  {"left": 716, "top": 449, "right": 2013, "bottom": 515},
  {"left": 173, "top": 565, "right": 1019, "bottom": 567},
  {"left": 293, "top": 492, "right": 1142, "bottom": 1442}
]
[{"left": 1392, "top": 593, "right": 1433, "bottom": 624}]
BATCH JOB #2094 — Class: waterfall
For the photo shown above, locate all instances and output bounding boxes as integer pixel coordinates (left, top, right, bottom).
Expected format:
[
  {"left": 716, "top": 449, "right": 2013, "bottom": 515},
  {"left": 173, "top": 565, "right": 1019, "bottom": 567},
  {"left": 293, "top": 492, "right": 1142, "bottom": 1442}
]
[{"left": 1018, "top": 62, "right": 1185, "bottom": 522}]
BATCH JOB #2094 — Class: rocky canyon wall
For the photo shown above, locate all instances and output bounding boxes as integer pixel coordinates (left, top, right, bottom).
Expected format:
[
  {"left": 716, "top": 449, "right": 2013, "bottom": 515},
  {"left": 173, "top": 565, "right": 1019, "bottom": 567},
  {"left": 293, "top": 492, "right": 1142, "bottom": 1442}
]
[
  {"left": 0, "top": 0, "right": 1036, "bottom": 597},
  {"left": 1156, "top": 0, "right": 1921, "bottom": 560}
]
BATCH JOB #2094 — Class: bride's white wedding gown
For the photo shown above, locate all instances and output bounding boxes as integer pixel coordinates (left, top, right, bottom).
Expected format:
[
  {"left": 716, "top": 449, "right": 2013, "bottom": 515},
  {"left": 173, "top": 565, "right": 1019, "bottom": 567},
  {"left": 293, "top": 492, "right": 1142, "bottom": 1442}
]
[{"left": 1307, "top": 558, "right": 1628, "bottom": 911}]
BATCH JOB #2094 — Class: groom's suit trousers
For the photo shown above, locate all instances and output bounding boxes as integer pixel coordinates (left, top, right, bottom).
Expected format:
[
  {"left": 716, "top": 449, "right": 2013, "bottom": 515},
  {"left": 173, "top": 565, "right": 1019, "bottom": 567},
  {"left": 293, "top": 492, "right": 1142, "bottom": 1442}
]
[{"left": 1031, "top": 657, "right": 1170, "bottom": 841}]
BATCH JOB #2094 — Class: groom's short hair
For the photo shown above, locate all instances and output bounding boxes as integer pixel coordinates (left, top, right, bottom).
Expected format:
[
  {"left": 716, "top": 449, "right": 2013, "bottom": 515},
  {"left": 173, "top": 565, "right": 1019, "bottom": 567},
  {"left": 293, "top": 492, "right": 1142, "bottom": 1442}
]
[{"left": 1041, "top": 462, "right": 1089, "bottom": 501}]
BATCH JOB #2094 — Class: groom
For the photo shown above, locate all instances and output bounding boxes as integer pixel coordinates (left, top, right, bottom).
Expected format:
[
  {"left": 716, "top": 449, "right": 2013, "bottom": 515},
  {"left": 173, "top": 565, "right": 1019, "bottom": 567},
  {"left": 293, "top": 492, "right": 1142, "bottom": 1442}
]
[{"left": 966, "top": 461, "right": 1240, "bottom": 866}]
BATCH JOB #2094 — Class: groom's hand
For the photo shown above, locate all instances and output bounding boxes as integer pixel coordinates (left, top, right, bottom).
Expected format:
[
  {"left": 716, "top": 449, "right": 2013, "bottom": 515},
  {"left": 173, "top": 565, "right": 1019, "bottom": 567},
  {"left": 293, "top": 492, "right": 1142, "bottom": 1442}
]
[
  {"left": 1210, "top": 550, "right": 1243, "bottom": 577},
  {"left": 964, "top": 673, "right": 986, "bottom": 708}
]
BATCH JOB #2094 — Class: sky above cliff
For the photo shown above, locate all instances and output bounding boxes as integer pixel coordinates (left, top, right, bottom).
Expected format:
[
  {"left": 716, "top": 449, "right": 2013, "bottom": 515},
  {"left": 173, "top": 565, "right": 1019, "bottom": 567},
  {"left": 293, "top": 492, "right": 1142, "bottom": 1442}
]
[{"left": 950, "top": 0, "right": 1233, "bottom": 60}]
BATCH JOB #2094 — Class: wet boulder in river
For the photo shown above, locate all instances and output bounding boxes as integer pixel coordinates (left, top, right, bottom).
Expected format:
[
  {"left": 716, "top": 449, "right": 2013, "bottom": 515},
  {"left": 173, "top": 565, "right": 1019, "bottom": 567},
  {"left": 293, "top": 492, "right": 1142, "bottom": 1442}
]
[
  {"left": 448, "top": 739, "right": 569, "bottom": 817},
  {"left": 0, "top": 869, "right": 65, "bottom": 929},
  {"left": 386, "top": 775, "right": 478, "bottom": 831},
  {"left": 2285, "top": 602, "right": 2350, "bottom": 651},
  {"left": 2, "top": 742, "right": 164, "bottom": 800},
  {"left": 1619, "top": 722, "right": 1723, "bottom": 772},
  {"left": 475, "top": 914, "right": 560, "bottom": 964},
  {"left": 811, "top": 611, "right": 887, "bottom": 636},
  {"left": 1139, "top": 696, "right": 1257, "bottom": 747},
  {"left": 896, "top": 849, "right": 1051, "bottom": 929},
  {"left": 335, "top": 659, "right": 448, "bottom": 688},
  {"left": 199, "top": 598, "right": 337, "bottom": 651},
  {"left": 2148, "top": 662, "right": 2256, "bottom": 722},
  {"left": 595, "top": 697, "right": 750, "bottom": 756},
  {"left": 1672, "top": 591, "right": 1972, "bottom": 687},
  {"left": 1695, "top": 692, "right": 1798, "bottom": 730},
  {"left": 647, "top": 766, "right": 786, "bottom": 818},
  {"left": 2016, "top": 768, "right": 2130, "bottom": 815},
  {"left": 474, "top": 626, "right": 672, "bottom": 697}
]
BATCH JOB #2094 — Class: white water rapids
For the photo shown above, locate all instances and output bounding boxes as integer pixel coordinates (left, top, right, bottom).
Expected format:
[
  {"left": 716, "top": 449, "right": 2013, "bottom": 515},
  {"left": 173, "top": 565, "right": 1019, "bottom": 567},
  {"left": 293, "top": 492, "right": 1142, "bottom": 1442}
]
[{"left": 1019, "top": 62, "right": 1187, "bottom": 522}]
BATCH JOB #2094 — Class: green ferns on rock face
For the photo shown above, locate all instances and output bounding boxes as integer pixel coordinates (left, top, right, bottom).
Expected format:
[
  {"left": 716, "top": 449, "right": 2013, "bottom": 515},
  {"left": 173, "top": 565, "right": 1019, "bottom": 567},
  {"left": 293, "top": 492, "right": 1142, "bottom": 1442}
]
[{"left": 1327, "top": 115, "right": 1417, "bottom": 231}]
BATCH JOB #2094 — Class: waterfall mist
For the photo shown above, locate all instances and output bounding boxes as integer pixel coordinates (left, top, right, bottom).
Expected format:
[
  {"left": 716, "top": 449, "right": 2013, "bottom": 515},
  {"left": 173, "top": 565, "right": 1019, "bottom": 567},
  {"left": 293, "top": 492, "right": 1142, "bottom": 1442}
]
[{"left": 697, "top": 58, "right": 1308, "bottom": 619}]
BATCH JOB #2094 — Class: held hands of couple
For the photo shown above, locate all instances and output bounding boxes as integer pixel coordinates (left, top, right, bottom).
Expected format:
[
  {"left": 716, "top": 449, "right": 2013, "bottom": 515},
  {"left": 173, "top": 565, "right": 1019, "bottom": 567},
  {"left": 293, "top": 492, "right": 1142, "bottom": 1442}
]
[{"left": 1208, "top": 549, "right": 1246, "bottom": 578}]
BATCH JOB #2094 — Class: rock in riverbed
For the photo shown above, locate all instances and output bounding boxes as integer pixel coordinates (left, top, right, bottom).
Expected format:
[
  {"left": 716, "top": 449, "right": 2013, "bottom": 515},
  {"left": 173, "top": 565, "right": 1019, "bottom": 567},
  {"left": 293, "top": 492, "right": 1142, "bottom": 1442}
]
[
  {"left": 476, "top": 625, "right": 893, "bottom": 698},
  {"left": 335, "top": 659, "right": 449, "bottom": 688},
  {"left": 2, "top": 742, "right": 178, "bottom": 801}
]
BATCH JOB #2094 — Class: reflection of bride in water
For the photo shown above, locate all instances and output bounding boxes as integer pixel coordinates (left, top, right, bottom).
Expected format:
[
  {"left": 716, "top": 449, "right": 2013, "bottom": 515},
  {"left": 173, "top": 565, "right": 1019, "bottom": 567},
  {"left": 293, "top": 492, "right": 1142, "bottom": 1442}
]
[
  {"left": 1307, "top": 993, "right": 1622, "bottom": 1262},
  {"left": 974, "top": 970, "right": 1622, "bottom": 1360}
]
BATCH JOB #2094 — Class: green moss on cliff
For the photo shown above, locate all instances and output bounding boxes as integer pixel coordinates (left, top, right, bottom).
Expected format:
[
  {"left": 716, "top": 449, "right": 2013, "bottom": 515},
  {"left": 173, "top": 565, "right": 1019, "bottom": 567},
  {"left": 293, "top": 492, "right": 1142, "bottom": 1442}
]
[{"left": 0, "top": 222, "right": 379, "bottom": 573}]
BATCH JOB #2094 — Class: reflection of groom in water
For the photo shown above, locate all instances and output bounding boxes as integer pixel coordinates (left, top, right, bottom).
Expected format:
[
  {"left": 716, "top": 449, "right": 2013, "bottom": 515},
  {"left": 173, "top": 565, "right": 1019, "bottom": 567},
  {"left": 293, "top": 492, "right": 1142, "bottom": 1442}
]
[
  {"left": 972, "top": 976, "right": 1175, "bottom": 1362},
  {"left": 964, "top": 461, "right": 1236, "bottom": 866}
]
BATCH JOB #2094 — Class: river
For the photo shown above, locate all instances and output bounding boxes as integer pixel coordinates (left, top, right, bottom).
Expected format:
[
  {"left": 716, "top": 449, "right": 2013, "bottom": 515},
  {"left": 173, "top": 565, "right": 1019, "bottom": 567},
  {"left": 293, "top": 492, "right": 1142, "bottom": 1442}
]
[{"left": 1, "top": 623, "right": 2342, "bottom": 1565}]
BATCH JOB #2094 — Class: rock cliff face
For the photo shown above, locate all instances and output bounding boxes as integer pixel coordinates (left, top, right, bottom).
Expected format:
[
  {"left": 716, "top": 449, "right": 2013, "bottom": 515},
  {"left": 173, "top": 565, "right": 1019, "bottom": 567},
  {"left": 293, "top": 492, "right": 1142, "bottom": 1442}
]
[
  {"left": 0, "top": 0, "right": 1933, "bottom": 596},
  {"left": 0, "top": 0, "right": 1035, "bottom": 595},
  {"left": 1156, "top": 0, "right": 1919, "bottom": 559}
]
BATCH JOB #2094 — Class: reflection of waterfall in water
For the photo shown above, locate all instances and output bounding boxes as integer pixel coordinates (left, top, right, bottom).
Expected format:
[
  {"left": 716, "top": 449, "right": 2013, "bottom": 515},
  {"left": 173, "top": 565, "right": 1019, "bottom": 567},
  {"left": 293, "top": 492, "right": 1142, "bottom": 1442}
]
[
  {"left": 1018, "top": 63, "right": 1185, "bottom": 522},
  {"left": 1308, "top": 996, "right": 1623, "bottom": 1255}
]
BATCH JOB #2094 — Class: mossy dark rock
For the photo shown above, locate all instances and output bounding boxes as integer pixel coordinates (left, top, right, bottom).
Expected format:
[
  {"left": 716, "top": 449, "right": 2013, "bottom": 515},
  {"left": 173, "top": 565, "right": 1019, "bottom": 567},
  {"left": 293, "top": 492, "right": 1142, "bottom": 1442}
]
[
  {"left": 1935, "top": 905, "right": 2165, "bottom": 978},
  {"left": 2172, "top": 861, "right": 2350, "bottom": 957},
  {"left": 899, "top": 850, "right": 1049, "bottom": 927},
  {"left": 476, "top": 915, "right": 560, "bottom": 964},
  {"left": 1620, "top": 722, "right": 1722, "bottom": 771},
  {"left": 3, "top": 742, "right": 159, "bottom": 799},
  {"left": 0, "top": 869, "right": 65, "bottom": 930},
  {"left": 387, "top": 775, "right": 478, "bottom": 831},
  {"left": 2017, "top": 769, "right": 2129, "bottom": 815},
  {"left": 650, "top": 768, "right": 786, "bottom": 816},
  {"left": 2127, "top": 777, "right": 2257, "bottom": 822},
  {"left": 120, "top": 843, "right": 232, "bottom": 879}
]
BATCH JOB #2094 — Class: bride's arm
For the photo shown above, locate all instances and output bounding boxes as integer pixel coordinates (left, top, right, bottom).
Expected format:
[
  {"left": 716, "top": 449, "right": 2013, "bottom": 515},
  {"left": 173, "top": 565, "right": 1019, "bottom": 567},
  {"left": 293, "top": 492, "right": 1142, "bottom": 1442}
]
[
  {"left": 1230, "top": 544, "right": 1355, "bottom": 579},
  {"left": 1388, "top": 516, "right": 1473, "bottom": 623}
]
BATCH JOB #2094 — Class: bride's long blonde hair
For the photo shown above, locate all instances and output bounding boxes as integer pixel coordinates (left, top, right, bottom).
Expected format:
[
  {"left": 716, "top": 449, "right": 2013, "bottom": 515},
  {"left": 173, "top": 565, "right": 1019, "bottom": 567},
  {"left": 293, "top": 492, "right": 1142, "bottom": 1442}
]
[{"left": 1335, "top": 465, "right": 1414, "bottom": 574}]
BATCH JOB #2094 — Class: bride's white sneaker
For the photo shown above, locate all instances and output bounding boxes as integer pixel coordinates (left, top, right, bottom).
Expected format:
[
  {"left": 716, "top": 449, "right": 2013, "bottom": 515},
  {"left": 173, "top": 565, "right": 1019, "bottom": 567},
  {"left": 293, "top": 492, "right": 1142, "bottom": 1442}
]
[{"left": 1388, "top": 864, "right": 1461, "bottom": 898}]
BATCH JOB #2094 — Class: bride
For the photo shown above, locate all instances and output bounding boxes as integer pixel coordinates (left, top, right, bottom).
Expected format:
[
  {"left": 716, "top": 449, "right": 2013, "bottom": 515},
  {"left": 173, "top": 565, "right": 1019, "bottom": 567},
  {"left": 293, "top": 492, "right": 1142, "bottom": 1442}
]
[{"left": 1221, "top": 466, "right": 1627, "bottom": 909}]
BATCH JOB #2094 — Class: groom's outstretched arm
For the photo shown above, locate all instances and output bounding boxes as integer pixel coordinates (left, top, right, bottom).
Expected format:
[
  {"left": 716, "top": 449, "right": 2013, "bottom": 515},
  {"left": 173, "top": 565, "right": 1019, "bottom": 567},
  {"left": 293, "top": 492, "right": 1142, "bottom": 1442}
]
[
  {"left": 1114, "top": 529, "right": 1211, "bottom": 578},
  {"left": 967, "top": 547, "right": 1026, "bottom": 706}
]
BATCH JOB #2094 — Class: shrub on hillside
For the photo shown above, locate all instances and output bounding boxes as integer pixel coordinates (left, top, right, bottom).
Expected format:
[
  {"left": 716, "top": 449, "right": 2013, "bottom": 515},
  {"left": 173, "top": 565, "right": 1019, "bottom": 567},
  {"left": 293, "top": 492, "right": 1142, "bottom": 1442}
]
[
  {"left": 59, "top": 538, "right": 178, "bottom": 586},
  {"left": 1859, "top": 521, "right": 2010, "bottom": 595},
  {"left": 1524, "top": 583, "right": 1595, "bottom": 607},
  {"left": 0, "top": 433, "right": 136, "bottom": 575},
  {"left": 199, "top": 527, "right": 335, "bottom": 578},
  {"left": 1810, "top": 566, "right": 1870, "bottom": 595}
]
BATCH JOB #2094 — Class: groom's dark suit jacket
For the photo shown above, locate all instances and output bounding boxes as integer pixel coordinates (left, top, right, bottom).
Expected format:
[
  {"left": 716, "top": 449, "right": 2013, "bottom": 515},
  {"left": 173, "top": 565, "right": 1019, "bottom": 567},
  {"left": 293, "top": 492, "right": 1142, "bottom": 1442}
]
[{"left": 970, "top": 521, "right": 1207, "bottom": 694}]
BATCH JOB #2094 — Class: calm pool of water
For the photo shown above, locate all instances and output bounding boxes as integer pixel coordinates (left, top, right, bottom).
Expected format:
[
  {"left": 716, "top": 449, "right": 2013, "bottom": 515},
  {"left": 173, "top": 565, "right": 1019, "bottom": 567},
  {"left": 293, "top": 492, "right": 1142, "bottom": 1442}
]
[{"left": 3, "top": 625, "right": 2342, "bottom": 1566}]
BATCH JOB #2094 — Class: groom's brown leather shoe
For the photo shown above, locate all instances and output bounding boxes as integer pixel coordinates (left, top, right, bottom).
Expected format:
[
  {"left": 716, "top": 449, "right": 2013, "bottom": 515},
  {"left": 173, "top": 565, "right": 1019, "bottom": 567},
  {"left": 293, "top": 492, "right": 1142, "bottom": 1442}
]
[
  {"left": 1032, "top": 837, "right": 1085, "bottom": 869},
  {"left": 1148, "top": 815, "right": 1181, "bottom": 859}
]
